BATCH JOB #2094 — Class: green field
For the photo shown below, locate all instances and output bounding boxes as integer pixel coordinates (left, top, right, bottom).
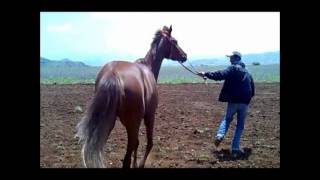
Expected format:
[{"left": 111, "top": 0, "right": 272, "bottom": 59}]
[
  {"left": 40, "top": 64, "right": 279, "bottom": 84},
  {"left": 158, "top": 64, "right": 279, "bottom": 84}
]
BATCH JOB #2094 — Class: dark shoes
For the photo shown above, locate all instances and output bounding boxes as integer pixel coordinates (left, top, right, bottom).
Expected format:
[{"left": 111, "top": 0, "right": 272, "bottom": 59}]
[
  {"left": 214, "top": 137, "right": 223, "bottom": 147},
  {"left": 231, "top": 149, "right": 245, "bottom": 160}
]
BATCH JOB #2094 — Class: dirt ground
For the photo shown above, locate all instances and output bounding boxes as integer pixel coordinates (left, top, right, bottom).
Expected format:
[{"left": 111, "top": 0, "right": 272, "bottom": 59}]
[{"left": 40, "top": 83, "right": 280, "bottom": 168}]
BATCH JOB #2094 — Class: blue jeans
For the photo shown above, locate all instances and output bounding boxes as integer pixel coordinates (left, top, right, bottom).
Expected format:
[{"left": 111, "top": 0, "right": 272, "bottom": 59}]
[{"left": 216, "top": 103, "right": 248, "bottom": 151}]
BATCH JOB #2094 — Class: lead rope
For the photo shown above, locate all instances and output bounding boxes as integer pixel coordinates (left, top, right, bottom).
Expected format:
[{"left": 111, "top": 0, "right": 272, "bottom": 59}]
[
  {"left": 178, "top": 61, "right": 200, "bottom": 76},
  {"left": 178, "top": 61, "right": 210, "bottom": 97}
]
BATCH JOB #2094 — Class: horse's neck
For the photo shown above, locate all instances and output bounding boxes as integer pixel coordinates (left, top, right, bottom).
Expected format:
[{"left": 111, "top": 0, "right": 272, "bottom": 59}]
[{"left": 142, "top": 50, "right": 164, "bottom": 81}]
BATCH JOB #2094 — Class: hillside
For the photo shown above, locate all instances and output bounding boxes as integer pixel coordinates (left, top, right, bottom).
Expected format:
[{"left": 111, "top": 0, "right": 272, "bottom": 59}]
[
  {"left": 40, "top": 57, "right": 279, "bottom": 84},
  {"left": 188, "top": 51, "right": 280, "bottom": 66},
  {"left": 40, "top": 57, "right": 89, "bottom": 67},
  {"left": 40, "top": 57, "right": 100, "bottom": 83}
]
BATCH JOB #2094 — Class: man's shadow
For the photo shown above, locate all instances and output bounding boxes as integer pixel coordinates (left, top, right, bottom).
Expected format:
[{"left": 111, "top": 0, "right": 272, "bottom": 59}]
[{"left": 212, "top": 147, "right": 252, "bottom": 161}]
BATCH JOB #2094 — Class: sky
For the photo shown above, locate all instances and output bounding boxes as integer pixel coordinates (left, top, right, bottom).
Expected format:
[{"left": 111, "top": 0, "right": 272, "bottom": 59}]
[{"left": 40, "top": 12, "right": 280, "bottom": 66}]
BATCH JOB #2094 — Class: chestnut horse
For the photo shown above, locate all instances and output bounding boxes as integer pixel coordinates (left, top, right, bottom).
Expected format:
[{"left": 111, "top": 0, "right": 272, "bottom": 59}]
[{"left": 75, "top": 25, "right": 187, "bottom": 168}]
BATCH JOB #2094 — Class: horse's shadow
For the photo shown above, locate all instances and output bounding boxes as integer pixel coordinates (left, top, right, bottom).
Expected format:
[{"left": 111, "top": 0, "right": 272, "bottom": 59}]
[{"left": 212, "top": 147, "right": 252, "bottom": 161}]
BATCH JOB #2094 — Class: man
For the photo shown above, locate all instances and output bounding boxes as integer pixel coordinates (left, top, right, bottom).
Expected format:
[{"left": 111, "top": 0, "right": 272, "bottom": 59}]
[{"left": 199, "top": 51, "right": 255, "bottom": 159}]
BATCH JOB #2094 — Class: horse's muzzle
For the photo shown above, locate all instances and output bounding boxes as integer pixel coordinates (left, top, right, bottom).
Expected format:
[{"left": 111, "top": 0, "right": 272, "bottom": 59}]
[{"left": 179, "top": 56, "right": 187, "bottom": 63}]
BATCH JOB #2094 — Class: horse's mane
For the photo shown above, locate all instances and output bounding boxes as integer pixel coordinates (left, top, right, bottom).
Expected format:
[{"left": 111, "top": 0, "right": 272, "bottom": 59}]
[
  {"left": 151, "top": 30, "right": 162, "bottom": 48},
  {"left": 135, "top": 30, "right": 163, "bottom": 64}
]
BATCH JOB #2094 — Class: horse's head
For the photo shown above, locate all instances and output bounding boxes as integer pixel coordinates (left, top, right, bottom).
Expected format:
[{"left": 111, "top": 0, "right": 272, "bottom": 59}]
[{"left": 153, "top": 25, "right": 187, "bottom": 63}]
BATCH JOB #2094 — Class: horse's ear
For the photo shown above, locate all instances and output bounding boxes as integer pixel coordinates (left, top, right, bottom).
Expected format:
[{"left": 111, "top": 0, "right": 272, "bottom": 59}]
[{"left": 169, "top": 25, "right": 172, "bottom": 34}]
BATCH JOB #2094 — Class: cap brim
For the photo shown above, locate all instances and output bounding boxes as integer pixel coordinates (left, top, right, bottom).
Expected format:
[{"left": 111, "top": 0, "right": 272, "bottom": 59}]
[{"left": 226, "top": 54, "right": 241, "bottom": 58}]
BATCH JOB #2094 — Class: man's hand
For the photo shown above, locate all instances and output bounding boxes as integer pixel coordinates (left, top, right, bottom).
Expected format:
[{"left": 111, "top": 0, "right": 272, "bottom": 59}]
[{"left": 198, "top": 71, "right": 206, "bottom": 77}]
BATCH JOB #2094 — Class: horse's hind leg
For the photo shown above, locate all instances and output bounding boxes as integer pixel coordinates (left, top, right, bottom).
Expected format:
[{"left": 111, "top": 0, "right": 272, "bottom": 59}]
[
  {"left": 122, "top": 119, "right": 141, "bottom": 168},
  {"left": 139, "top": 113, "right": 155, "bottom": 168},
  {"left": 133, "top": 138, "right": 139, "bottom": 168}
]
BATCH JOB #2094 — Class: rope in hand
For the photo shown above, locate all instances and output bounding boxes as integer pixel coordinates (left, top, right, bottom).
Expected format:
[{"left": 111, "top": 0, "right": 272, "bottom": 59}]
[
  {"left": 178, "top": 61, "right": 207, "bottom": 78},
  {"left": 178, "top": 61, "right": 210, "bottom": 96}
]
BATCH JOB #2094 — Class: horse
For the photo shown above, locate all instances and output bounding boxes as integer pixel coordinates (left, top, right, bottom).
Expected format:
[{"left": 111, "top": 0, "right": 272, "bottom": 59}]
[{"left": 75, "top": 25, "right": 187, "bottom": 168}]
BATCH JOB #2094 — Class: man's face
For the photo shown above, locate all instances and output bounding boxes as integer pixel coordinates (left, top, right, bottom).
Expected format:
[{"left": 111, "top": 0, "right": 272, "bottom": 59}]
[{"left": 229, "top": 55, "right": 237, "bottom": 64}]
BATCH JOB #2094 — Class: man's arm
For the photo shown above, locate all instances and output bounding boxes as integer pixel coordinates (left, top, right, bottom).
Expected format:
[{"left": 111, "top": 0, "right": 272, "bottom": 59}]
[{"left": 204, "top": 67, "right": 232, "bottom": 81}]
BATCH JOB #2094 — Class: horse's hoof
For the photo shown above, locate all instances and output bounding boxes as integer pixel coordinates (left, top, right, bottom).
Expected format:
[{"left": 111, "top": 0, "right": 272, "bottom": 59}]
[{"left": 133, "top": 163, "right": 138, "bottom": 168}]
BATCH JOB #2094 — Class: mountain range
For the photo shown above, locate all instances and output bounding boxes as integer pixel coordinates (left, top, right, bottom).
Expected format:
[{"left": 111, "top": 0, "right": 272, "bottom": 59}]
[{"left": 40, "top": 51, "right": 279, "bottom": 68}]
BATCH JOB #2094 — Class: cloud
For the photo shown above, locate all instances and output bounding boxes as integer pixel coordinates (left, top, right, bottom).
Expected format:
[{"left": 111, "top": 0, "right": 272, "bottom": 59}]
[
  {"left": 88, "top": 12, "right": 279, "bottom": 59},
  {"left": 41, "top": 12, "right": 279, "bottom": 64},
  {"left": 88, "top": 12, "right": 111, "bottom": 19},
  {"left": 47, "top": 23, "right": 72, "bottom": 32}
]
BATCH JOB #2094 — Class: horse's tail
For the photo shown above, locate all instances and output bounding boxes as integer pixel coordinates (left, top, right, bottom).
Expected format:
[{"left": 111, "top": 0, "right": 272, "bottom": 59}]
[{"left": 75, "top": 73, "right": 122, "bottom": 168}]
